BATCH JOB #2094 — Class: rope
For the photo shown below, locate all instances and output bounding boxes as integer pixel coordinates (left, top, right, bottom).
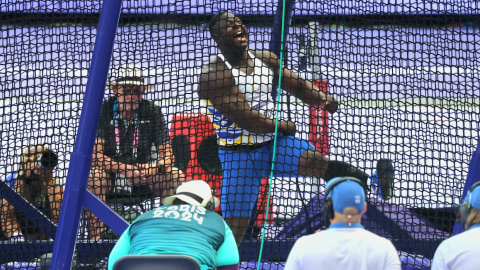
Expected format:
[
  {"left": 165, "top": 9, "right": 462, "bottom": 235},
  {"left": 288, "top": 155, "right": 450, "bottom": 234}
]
[{"left": 256, "top": 0, "right": 288, "bottom": 267}]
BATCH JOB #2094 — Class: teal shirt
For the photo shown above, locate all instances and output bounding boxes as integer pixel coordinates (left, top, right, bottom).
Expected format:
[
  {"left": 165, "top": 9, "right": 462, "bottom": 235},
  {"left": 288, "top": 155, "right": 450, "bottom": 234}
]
[{"left": 108, "top": 205, "right": 239, "bottom": 270}]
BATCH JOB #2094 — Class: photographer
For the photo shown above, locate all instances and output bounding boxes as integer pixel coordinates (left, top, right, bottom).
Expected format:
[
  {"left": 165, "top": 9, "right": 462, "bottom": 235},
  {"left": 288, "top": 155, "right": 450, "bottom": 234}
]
[{"left": 1, "top": 144, "right": 63, "bottom": 242}]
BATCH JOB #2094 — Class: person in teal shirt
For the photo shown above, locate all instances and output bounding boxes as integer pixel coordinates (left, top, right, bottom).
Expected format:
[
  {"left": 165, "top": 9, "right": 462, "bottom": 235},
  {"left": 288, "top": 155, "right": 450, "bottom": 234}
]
[{"left": 108, "top": 180, "right": 239, "bottom": 270}]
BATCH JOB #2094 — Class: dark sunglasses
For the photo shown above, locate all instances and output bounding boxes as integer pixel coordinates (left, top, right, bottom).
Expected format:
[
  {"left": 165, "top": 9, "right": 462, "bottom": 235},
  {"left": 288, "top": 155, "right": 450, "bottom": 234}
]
[{"left": 120, "top": 86, "right": 145, "bottom": 95}]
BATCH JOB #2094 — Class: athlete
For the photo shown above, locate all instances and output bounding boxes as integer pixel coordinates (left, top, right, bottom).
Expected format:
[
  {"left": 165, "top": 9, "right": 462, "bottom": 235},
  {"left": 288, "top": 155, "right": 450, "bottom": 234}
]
[{"left": 196, "top": 11, "right": 395, "bottom": 245}]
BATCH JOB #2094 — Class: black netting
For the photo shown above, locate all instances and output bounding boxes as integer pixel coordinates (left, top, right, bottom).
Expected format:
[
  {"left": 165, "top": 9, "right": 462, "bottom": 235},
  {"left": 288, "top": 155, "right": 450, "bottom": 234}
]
[{"left": 1, "top": 1, "right": 479, "bottom": 269}]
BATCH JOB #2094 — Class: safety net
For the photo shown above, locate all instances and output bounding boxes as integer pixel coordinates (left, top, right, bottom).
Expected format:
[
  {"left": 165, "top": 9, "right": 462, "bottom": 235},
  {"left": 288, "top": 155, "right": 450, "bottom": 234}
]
[{"left": 1, "top": 0, "right": 479, "bottom": 269}]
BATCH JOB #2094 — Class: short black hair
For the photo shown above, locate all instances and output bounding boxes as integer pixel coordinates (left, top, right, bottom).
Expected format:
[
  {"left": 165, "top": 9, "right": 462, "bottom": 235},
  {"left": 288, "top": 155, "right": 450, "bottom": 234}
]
[{"left": 209, "top": 11, "right": 230, "bottom": 34}]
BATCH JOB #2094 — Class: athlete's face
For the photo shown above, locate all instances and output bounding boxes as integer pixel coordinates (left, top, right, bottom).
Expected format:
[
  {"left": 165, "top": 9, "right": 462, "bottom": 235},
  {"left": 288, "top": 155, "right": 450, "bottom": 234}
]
[
  {"left": 214, "top": 13, "right": 248, "bottom": 49},
  {"left": 114, "top": 85, "right": 145, "bottom": 111}
]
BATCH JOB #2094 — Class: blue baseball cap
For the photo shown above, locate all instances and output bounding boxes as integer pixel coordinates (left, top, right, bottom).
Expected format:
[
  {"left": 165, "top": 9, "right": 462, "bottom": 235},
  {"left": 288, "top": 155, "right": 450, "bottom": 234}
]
[
  {"left": 465, "top": 184, "right": 480, "bottom": 210},
  {"left": 326, "top": 178, "right": 366, "bottom": 214}
]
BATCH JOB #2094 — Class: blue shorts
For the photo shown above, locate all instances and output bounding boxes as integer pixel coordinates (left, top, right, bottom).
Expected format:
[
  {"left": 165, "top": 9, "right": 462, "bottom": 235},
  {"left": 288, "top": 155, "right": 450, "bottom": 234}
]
[{"left": 218, "top": 135, "right": 316, "bottom": 218}]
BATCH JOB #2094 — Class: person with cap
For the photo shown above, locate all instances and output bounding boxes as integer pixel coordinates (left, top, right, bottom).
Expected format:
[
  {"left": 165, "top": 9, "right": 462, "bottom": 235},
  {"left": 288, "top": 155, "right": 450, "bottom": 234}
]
[
  {"left": 197, "top": 11, "right": 396, "bottom": 246},
  {"left": 107, "top": 180, "right": 239, "bottom": 270},
  {"left": 431, "top": 181, "right": 480, "bottom": 270},
  {"left": 86, "top": 64, "right": 185, "bottom": 240},
  {"left": 284, "top": 176, "right": 401, "bottom": 270},
  {"left": 1, "top": 144, "right": 62, "bottom": 242}
]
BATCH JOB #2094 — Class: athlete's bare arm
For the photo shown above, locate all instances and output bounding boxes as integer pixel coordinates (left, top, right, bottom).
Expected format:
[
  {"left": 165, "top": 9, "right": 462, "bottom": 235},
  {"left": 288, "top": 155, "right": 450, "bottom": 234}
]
[
  {"left": 197, "top": 56, "right": 296, "bottom": 136},
  {"left": 255, "top": 50, "right": 338, "bottom": 113}
]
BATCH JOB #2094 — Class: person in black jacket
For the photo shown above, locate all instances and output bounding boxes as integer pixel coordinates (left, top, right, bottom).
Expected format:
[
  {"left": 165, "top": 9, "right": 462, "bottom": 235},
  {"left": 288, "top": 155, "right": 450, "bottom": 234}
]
[{"left": 87, "top": 64, "right": 184, "bottom": 240}]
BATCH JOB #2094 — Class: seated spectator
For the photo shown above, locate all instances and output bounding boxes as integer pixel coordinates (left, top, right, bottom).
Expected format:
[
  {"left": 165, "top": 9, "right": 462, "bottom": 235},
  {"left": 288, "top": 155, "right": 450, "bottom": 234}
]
[
  {"left": 87, "top": 64, "right": 184, "bottom": 240},
  {"left": 284, "top": 176, "right": 401, "bottom": 270},
  {"left": 0, "top": 144, "right": 62, "bottom": 242},
  {"left": 108, "top": 180, "right": 239, "bottom": 270},
  {"left": 432, "top": 181, "right": 480, "bottom": 270}
]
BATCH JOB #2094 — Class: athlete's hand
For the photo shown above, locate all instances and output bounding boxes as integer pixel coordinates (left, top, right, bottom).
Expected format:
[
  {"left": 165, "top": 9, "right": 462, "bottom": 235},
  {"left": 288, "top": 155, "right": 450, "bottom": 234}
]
[
  {"left": 278, "top": 120, "right": 297, "bottom": 136},
  {"left": 324, "top": 96, "right": 338, "bottom": 114}
]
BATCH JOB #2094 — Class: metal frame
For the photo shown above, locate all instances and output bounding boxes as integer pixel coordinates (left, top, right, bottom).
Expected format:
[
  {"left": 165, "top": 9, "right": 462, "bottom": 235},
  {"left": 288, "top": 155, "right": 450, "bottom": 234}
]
[
  {"left": 50, "top": 0, "right": 128, "bottom": 269},
  {"left": 0, "top": 181, "right": 57, "bottom": 239}
]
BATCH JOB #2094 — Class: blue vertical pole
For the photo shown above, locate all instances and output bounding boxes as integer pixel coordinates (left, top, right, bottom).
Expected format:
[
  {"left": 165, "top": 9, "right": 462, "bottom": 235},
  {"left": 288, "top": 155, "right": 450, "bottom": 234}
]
[
  {"left": 50, "top": 0, "right": 124, "bottom": 269},
  {"left": 452, "top": 138, "right": 480, "bottom": 236},
  {"left": 269, "top": 0, "right": 296, "bottom": 57},
  {"left": 269, "top": 0, "right": 296, "bottom": 100}
]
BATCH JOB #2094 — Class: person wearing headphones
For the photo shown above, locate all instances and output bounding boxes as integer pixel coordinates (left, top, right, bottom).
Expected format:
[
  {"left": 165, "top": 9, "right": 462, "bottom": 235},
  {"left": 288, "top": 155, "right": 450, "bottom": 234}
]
[
  {"left": 107, "top": 180, "right": 239, "bottom": 270},
  {"left": 432, "top": 181, "right": 480, "bottom": 270},
  {"left": 284, "top": 176, "right": 401, "bottom": 270}
]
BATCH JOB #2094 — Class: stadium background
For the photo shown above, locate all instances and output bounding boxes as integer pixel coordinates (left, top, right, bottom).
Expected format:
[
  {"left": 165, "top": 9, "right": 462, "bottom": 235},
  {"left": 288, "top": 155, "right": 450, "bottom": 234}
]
[{"left": 1, "top": 0, "right": 479, "bottom": 269}]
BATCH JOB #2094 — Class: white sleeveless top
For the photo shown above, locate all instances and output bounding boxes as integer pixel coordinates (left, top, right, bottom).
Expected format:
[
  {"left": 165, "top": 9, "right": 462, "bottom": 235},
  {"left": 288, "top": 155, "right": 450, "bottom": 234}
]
[{"left": 204, "top": 51, "right": 277, "bottom": 146}]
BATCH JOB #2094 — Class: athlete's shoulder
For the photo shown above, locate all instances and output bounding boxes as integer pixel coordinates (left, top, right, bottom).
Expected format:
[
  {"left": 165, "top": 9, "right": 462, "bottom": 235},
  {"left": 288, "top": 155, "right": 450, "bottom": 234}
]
[
  {"left": 251, "top": 50, "right": 280, "bottom": 70},
  {"left": 202, "top": 55, "right": 228, "bottom": 74},
  {"left": 252, "top": 49, "right": 279, "bottom": 60},
  {"left": 198, "top": 55, "right": 234, "bottom": 96}
]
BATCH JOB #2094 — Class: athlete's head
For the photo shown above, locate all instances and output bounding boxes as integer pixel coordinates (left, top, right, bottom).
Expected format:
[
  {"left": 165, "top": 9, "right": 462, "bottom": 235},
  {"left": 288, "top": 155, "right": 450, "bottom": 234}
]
[
  {"left": 209, "top": 12, "right": 248, "bottom": 50},
  {"left": 107, "top": 64, "right": 154, "bottom": 112},
  {"left": 163, "top": 180, "right": 220, "bottom": 211}
]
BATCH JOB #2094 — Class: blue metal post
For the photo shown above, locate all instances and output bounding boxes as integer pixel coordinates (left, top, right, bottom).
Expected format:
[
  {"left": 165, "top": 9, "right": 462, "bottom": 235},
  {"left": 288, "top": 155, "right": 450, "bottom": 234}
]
[
  {"left": 50, "top": 0, "right": 125, "bottom": 269},
  {"left": 452, "top": 138, "right": 480, "bottom": 236},
  {"left": 0, "top": 181, "right": 57, "bottom": 239},
  {"left": 269, "top": 0, "right": 296, "bottom": 57},
  {"left": 269, "top": 0, "right": 296, "bottom": 100}
]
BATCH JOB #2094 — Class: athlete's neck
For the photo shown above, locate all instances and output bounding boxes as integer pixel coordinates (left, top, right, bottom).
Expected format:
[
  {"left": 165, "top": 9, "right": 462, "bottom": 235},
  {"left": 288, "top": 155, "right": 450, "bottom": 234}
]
[{"left": 220, "top": 48, "right": 250, "bottom": 68}]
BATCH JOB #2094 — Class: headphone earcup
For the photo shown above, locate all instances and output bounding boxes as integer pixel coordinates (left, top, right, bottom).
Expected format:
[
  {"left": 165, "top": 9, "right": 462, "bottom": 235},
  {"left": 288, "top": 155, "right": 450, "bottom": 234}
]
[
  {"left": 205, "top": 201, "right": 214, "bottom": 211},
  {"left": 323, "top": 197, "right": 334, "bottom": 227},
  {"left": 459, "top": 202, "right": 470, "bottom": 225}
]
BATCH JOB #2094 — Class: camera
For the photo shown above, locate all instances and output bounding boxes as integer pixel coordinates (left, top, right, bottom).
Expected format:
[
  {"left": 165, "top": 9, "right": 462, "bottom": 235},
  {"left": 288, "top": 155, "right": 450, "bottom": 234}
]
[{"left": 35, "top": 150, "right": 58, "bottom": 169}]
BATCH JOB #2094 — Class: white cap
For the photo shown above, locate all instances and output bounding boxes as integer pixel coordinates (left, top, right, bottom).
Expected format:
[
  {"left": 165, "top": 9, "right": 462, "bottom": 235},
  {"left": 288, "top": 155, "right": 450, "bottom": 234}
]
[
  {"left": 107, "top": 64, "right": 154, "bottom": 90},
  {"left": 163, "top": 180, "right": 220, "bottom": 210}
]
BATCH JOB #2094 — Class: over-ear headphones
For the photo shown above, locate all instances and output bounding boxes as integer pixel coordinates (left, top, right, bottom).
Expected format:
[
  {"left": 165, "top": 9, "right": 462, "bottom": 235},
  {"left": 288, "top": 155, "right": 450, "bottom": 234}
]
[
  {"left": 203, "top": 194, "right": 215, "bottom": 211},
  {"left": 458, "top": 181, "right": 480, "bottom": 225},
  {"left": 322, "top": 176, "right": 367, "bottom": 228}
]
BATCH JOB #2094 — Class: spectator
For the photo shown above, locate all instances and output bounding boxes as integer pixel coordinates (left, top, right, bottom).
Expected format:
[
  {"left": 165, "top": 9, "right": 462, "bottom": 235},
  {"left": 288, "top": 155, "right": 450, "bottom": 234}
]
[{"left": 87, "top": 64, "right": 184, "bottom": 240}]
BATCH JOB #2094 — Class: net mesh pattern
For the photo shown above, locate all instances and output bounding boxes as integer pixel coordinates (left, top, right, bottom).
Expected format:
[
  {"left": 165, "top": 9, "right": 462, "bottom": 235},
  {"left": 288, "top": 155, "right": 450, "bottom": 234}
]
[{"left": 1, "top": 0, "right": 479, "bottom": 269}]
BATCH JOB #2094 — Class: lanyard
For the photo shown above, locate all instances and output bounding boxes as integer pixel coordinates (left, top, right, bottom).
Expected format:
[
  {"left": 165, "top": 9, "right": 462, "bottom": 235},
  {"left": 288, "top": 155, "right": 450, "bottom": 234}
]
[{"left": 113, "top": 100, "right": 139, "bottom": 160}]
